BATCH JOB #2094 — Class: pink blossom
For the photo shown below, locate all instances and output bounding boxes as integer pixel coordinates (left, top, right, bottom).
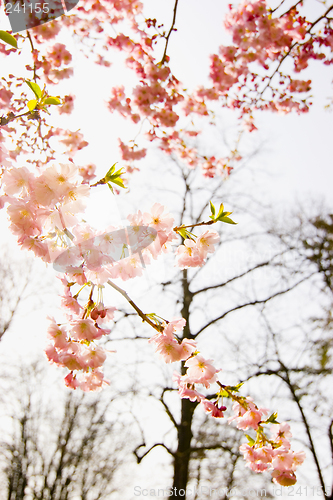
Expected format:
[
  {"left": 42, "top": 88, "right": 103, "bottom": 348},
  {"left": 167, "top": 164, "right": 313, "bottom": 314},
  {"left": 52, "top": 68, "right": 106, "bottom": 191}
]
[
  {"left": 173, "top": 371, "right": 205, "bottom": 402},
  {"left": 184, "top": 355, "right": 219, "bottom": 388},
  {"left": 143, "top": 203, "right": 174, "bottom": 232},
  {"left": 77, "top": 369, "right": 110, "bottom": 392},
  {"left": 1, "top": 167, "right": 32, "bottom": 196},
  {"left": 60, "top": 131, "right": 88, "bottom": 154},
  {"left": 47, "top": 317, "right": 68, "bottom": 349},
  {"left": 272, "top": 449, "right": 296, "bottom": 471},
  {"left": 80, "top": 346, "right": 107, "bottom": 369},
  {"left": 64, "top": 372, "right": 80, "bottom": 389},
  {"left": 201, "top": 398, "right": 226, "bottom": 418},
  {"left": 270, "top": 422, "right": 292, "bottom": 446},
  {"left": 70, "top": 319, "right": 101, "bottom": 341},
  {"left": 175, "top": 239, "right": 205, "bottom": 269},
  {"left": 196, "top": 230, "right": 220, "bottom": 258},
  {"left": 58, "top": 94, "right": 75, "bottom": 115},
  {"left": 271, "top": 469, "right": 297, "bottom": 486},
  {"left": 79, "top": 163, "right": 96, "bottom": 183}
]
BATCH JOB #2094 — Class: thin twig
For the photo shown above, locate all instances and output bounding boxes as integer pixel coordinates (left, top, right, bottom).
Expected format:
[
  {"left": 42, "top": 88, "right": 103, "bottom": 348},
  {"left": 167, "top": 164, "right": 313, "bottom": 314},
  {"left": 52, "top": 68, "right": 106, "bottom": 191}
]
[
  {"left": 107, "top": 280, "right": 163, "bottom": 332},
  {"left": 173, "top": 220, "right": 215, "bottom": 233},
  {"left": 0, "top": 110, "right": 39, "bottom": 126},
  {"left": 160, "top": 0, "right": 179, "bottom": 65},
  {"left": 26, "top": 31, "right": 38, "bottom": 82}
]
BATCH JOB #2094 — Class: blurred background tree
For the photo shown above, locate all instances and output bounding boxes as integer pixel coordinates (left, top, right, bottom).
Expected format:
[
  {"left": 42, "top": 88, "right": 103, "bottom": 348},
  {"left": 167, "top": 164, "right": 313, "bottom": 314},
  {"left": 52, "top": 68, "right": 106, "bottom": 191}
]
[{"left": 0, "top": 359, "right": 132, "bottom": 500}]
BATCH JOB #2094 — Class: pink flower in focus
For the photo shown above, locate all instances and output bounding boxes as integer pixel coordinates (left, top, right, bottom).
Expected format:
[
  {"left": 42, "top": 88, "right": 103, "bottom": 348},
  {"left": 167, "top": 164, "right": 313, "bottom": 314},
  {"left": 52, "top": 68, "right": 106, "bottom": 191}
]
[
  {"left": 196, "top": 230, "right": 220, "bottom": 258},
  {"left": 2, "top": 167, "right": 32, "bottom": 196},
  {"left": 184, "top": 354, "right": 219, "bottom": 388},
  {"left": 173, "top": 371, "right": 204, "bottom": 402},
  {"left": 175, "top": 239, "right": 204, "bottom": 269},
  {"left": 47, "top": 317, "right": 68, "bottom": 348},
  {"left": 271, "top": 469, "right": 297, "bottom": 486},
  {"left": 70, "top": 319, "right": 100, "bottom": 341},
  {"left": 272, "top": 449, "right": 296, "bottom": 471},
  {"left": 201, "top": 398, "right": 226, "bottom": 418},
  {"left": 229, "top": 397, "right": 268, "bottom": 430},
  {"left": 143, "top": 203, "right": 174, "bottom": 232},
  {"left": 77, "top": 369, "right": 110, "bottom": 392},
  {"left": 80, "top": 346, "right": 107, "bottom": 369},
  {"left": 270, "top": 422, "right": 292, "bottom": 447},
  {"left": 64, "top": 371, "right": 80, "bottom": 389}
]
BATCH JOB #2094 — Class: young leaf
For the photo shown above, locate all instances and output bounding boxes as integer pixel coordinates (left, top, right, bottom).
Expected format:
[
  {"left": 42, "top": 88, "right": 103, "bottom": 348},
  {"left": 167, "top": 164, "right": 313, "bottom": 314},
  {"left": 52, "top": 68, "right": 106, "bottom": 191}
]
[
  {"left": 227, "top": 382, "right": 244, "bottom": 392},
  {"left": 216, "top": 203, "right": 224, "bottom": 219},
  {"left": 245, "top": 434, "right": 255, "bottom": 446},
  {"left": 105, "top": 163, "right": 117, "bottom": 179},
  {"left": 111, "top": 177, "right": 126, "bottom": 189},
  {"left": 176, "top": 227, "right": 196, "bottom": 240},
  {"left": 0, "top": 31, "right": 17, "bottom": 49},
  {"left": 218, "top": 215, "right": 237, "bottom": 224},
  {"left": 43, "top": 96, "right": 61, "bottom": 105},
  {"left": 218, "top": 389, "right": 230, "bottom": 398},
  {"left": 210, "top": 201, "right": 216, "bottom": 218},
  {"left": 27, "top": 99, "right": 38, "bottom": 111},
  {"left": 107, "top": 182, "right": 114, "bottom": 194},
  {"left": 264, "top": 412, "right": 280, "bottom": 425},
  {"left": 26, "top": 80, "right": 42, "bottom": 99}
]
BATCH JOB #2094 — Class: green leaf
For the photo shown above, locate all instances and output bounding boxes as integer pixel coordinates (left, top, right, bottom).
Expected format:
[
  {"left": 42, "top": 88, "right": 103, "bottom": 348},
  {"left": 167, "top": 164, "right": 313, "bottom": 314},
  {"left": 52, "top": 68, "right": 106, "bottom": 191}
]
[
  {"left": 218, "top": 389, "right": 229, "bottom": 398},
  {"left": 27, "top": 99, "right": 38, "bottom": 111},
  {"left": 111, "top": 177, "right": 126, "bottom": 189},
  {"left": 26, "top": 80, "right": 42, "bottom": 99},
  {"left": 210, "top": 201, "right": 216, "bottom": 217},
  {"left": 0, "top": 31, "right": 17, "bottom": 49},
  {"left": 264, "top": 412, "right": 280, "bottom": 425},
  {"left": 104, "top": 163, "right": 126, "bottom": 190},
  {"left": 43, "top": 96, "right": 61, "bottom": 105},
  {"left": 217, "top": 215, "right": 237, "bottom": 224},
  {"left": 105, "top": 163, "right": 117, "bottom": 179},
  {"left": 227, "top": 382, "right": 244, "bottom": 392},
  {"left": 245, "top": 434, "right": 255, "bottom": 447},
  {"left": 216, "top": 203, "right": 224, "bottom": 219},
  {"left": 107, "top": 182, "right": 114, "bottom": 194},
  {"left": 176, "top": 227, "right": 196, "bottom": 241}
]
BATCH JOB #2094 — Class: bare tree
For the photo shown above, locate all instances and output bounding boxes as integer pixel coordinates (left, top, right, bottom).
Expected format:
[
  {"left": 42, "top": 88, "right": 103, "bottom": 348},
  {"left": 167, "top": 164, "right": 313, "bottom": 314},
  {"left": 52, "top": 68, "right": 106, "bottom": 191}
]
[
  {"left": 0, "top": 360, "right": 132, "bottom": 500},
  {"left": 0, "top": 246, "right": 33, "bottom": 341},
  {"left": 243, "top": 210, "right": 333, "bottom": 500},
  {"left": 105, "top": 155, "right": 328, "bottom": 498}
]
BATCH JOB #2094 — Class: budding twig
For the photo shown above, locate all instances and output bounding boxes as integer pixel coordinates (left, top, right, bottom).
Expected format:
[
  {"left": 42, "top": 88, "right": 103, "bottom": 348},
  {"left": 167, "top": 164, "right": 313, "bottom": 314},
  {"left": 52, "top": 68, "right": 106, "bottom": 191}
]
[{"left": 107, "top": 280, "right": 163, "bottom": 332}]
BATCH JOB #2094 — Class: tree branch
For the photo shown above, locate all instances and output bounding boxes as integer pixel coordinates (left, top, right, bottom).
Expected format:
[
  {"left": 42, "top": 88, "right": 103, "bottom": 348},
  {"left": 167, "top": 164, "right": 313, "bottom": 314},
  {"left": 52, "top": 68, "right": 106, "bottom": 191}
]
[
  {"left": 160, "top": 0, "right": 179, "bottom": 65},
  {"left": 107, "top": 280, "right": 163, "bottom": 332},
  {"left": 160, "top": 388, "right": 179, "bottom": 429},
  {"left": 134, "top": 442, "right": 175, "bottom": 463},
  {"left": 194, "top": 274, "right": 316, "bottom": 337}
]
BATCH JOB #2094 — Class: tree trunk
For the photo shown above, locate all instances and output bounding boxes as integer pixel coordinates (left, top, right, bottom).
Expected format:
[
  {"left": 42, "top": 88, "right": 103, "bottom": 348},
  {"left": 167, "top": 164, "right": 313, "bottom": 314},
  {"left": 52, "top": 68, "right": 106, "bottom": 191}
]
[
  {"left": 170, "top": 269, "right": 195, "bottom": 499},
  {"left": 171, "top": 398, "right": 195, "bottom": 499}
]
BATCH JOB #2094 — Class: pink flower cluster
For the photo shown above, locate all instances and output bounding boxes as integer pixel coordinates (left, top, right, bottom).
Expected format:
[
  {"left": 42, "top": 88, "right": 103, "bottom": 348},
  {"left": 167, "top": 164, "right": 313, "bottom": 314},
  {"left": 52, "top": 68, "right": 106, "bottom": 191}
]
[
  {"left": 104, "top": 22, "right": 232, "bottom": 177},
  {"left": 58, "top": 94, "right": 75, "bottom": 115},
  {"left": 59, "top": 130, "right": 89, "bottom": 155},
  {"left": 149, "top": 319, "right": 196, "bottom": 363},
  {"left": 1, "top": 163, "right": 90, "bottom": 260},
  {"left": 149, "top": 318, "right": 305, "bottom": 484},
  {"left": 229, "top": 397, "right": 269, "bottom": 430},
  {"left": 45, "top": 278, "right": 116, "bottom": 391},
  {"left": 149, "top": 318, "right": 225, "bottom": 418},
  {"left": 0, "top": 155, "right": 225, "bottom": 391},
  {"left": 175, "top": 230, "right": 220, "bottom": 269},
  {"left": 183, "top": 0, "right": 333, "bottom": 119},
  {"left": 239, "top": 422, "right": 305, "bottom": 486}
]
